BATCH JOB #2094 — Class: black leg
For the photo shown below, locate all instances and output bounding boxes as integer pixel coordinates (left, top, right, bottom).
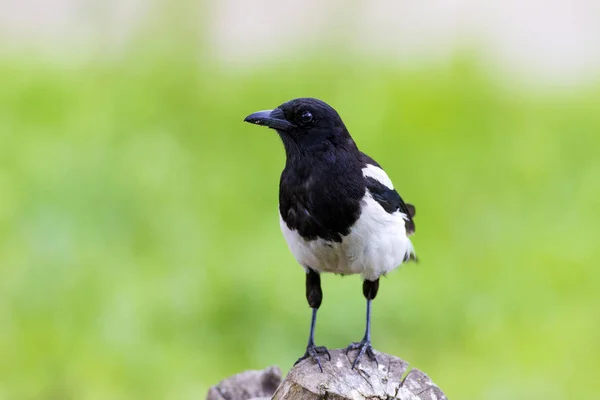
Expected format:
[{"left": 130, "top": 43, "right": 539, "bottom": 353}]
[
  {"left": 294, "top": 269, "right": 330, "bottom": 372},
  {"left": 346, "top": 278, "right": 379, "bottom": 369}
]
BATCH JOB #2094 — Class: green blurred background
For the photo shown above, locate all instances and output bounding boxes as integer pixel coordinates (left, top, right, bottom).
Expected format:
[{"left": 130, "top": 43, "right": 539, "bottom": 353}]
[{"left": 1, "top": 2, "right": 599, "bottom": 399}]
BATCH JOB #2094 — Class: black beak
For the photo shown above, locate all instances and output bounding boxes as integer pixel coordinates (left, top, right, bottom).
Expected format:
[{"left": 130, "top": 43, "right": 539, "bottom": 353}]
[{"left": 244, "top": 108, "right": 295, "bottom": 131}]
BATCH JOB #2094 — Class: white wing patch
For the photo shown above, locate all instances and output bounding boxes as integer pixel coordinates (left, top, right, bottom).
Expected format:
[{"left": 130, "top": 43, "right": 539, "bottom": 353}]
[{"left": 362, "top": 164, "right": 394, "bottom": 189}]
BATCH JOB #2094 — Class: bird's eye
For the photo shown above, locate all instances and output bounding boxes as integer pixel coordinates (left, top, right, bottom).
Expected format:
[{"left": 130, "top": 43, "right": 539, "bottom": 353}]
[{"left": 300, "top": 111, "right": 313, "bottom": 123}]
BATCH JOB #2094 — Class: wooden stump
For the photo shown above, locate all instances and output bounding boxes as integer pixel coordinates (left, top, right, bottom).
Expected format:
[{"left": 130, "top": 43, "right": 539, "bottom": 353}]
[
  {"left": 206, "top": 366, "right": 282, "bottom": 400},
  {"left": 207, "top": 349, "right": 447, "bottom": 400}
]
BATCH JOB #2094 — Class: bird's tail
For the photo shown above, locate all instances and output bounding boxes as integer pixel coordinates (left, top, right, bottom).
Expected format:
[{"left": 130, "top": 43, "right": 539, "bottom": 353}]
[{"left": 403, "top": 240, "right": 418, "bottom": 263}]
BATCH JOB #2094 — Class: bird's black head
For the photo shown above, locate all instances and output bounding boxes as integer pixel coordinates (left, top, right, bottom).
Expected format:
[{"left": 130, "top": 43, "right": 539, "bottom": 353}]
[{"left": 244, "top": 98, "right": 352, "bottom": 153}]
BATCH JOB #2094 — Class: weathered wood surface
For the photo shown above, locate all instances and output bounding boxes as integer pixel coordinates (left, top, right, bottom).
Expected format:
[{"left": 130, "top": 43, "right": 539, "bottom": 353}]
[
  {"left": 206, "top": 349, "right": 447, "bottom": 400},
  {"left": 206, "top": 366, "right": 282, "bottom": 400}
]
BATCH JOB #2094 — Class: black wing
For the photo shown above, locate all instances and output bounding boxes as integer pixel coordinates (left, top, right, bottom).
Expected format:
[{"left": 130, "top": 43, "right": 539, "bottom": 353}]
[
  {"left": 364, "top": 176, "right": 416, "bottom": 235},
  {"left": 360, "top": 152, "right": 416, "bottom": 233}
]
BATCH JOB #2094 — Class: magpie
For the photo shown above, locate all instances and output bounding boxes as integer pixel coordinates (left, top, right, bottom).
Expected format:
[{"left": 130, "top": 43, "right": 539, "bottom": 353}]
[{"left": 244, "top": 98, "right": 416, "bottom": 371}]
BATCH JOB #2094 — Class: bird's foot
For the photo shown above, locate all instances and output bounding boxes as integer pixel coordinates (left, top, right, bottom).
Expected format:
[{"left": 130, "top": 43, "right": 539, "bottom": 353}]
[
  {"left": 294, "top": 343, "right": 331, "bottom": 372},
  {"left": 346, "top": 339, "right": 377, "bottom": 369}
]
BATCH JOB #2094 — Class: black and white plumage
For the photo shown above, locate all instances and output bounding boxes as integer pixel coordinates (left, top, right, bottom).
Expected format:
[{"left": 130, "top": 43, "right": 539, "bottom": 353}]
[{"left": 244, "top": 98, "right": 416, "bottom": 371}]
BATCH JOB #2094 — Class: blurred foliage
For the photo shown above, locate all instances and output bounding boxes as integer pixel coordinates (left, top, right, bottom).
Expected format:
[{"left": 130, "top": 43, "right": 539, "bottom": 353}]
[{"left": 0, "top": 48, "right": 599, "bottom": 400}]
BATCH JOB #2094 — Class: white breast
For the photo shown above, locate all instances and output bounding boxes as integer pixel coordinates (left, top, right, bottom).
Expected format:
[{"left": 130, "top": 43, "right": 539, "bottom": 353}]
[{"left": 279, "top": 165, "right": 415, "bottom": 281}]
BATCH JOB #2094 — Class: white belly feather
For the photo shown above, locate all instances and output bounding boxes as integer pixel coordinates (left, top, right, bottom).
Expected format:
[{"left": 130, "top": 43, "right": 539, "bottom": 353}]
[{"left": 279, "top": 165, "right": 415, "bottom": 281}]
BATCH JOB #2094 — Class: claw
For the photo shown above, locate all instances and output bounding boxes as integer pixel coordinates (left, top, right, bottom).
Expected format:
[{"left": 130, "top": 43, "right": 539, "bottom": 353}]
[
  {"left": 295, "top": 343, "right": 330, "bottom": 372},
  {"left": 346, "top": 340, "right": 377, "bottom": 369},
  {"left": 315, "top": 346, "right": 331, "bottom": 361}
]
